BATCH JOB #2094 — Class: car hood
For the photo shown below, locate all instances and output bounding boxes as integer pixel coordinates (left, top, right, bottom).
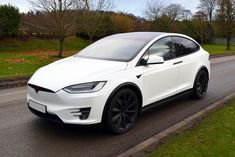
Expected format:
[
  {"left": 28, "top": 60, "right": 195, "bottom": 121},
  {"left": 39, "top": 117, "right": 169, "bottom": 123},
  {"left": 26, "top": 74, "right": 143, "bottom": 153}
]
[{"left": 28, "top": 56, "right": 128, "bottom": 91}]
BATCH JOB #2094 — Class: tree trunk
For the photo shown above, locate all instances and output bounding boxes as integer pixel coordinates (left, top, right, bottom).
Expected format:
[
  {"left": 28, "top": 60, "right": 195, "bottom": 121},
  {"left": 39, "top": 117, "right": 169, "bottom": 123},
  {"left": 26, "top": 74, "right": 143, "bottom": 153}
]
[
  {"left": 88, "top": 34, "right": 93, "bottom": 42},
  {"left": 226, "top": 31, "right": 231, "bottom": 50},
  {"left": 200, "top": 34, "right": 203, "bottom": 45},
  {"left": 58, "top": 37, "right": 64, "bottom": 58},
  {"left": 209, "top": 10, "right": 212, "bottom": 22}
]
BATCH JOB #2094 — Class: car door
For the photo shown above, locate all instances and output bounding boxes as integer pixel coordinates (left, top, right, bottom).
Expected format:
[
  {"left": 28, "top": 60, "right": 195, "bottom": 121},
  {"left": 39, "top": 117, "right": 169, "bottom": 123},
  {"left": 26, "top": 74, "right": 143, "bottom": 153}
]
[
  {"left": 142, "top": 37, "right": 179, "bottom": 106},
  {"left": 172, "top": 36, "right": 201, "bottom": 93}
]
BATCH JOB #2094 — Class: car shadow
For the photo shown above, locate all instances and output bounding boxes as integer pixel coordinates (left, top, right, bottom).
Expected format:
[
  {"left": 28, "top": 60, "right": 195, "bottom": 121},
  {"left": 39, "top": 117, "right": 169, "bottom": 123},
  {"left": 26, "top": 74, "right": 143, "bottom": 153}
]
[
  {"left": 29, "top": 118, "right": 109, "bottom": 137},
  {"left": 140, "top": 95, "right": 192, "bottom": 119}
]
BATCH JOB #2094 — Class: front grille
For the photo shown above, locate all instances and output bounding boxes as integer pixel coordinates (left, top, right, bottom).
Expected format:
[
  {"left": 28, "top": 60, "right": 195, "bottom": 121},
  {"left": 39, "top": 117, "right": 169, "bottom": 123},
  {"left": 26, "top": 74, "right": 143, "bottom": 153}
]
[
  {"left": 28, "top": 105, "right": 63, "bottom": 123},
  {"left": 28, "top": 84, "right": 55, "bottom": 93}
]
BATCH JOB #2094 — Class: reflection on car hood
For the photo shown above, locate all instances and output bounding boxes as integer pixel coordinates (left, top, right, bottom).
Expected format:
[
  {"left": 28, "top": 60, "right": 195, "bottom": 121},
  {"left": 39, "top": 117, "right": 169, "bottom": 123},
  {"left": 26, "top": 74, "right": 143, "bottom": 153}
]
[{"left": 28, "top": 56, "right": 128, "bottom": 91}]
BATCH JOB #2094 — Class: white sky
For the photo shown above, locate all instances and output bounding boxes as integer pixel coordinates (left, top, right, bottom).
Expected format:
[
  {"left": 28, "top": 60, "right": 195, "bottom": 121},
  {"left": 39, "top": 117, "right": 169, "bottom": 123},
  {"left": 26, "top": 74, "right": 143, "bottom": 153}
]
[{"left": 0, "top": 0, "right": 200, "bottom": 17}]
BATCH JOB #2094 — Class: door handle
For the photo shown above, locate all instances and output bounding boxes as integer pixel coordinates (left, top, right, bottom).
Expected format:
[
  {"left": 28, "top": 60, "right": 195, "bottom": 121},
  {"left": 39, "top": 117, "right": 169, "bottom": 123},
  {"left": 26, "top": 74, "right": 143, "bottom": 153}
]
[{"left": 173, "top": 61, "right": 183, "bottom": 65}]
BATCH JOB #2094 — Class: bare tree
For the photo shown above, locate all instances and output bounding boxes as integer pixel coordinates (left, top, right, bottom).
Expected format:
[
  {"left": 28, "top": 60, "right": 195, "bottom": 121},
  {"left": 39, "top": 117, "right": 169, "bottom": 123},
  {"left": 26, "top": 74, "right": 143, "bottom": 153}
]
[
  {"left": 192, "top": 19, "right": 209, "bottom": 44},
  {"left": 145, "top": 2, "right": 185, "bottom": 21},
  {"left": 182, "top": 9, "right": 193, "bottom": 20},
  {"left": 145, "top": 0, "right": 165, "bottom": 21},
  {"left": 29, "top": 0, "right": 79, "bottom": 57},
  {"left": 77, "top": 0, "right": 115, "bottom": 41},
  {"left": 216, "top": 0, "right": 235, "bottom": 50},
  {"left": 163, "top": 4, "right": 185, "bottom": 21},
  {"left": 198, "top": 0, "right": 217, "bottom": 22},
  {"left": 22, "top": 11, "right": 57, "bottom": 36},
  {"left": 81, "top": 0, "right": 115, "bottom": 11}
]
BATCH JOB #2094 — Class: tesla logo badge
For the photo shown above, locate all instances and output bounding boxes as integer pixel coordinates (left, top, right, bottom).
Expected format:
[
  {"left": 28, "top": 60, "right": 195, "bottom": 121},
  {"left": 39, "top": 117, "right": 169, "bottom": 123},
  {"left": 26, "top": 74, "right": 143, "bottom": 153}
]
[{"left": 34, "top": 87, "right": 40, "bottom": 93}]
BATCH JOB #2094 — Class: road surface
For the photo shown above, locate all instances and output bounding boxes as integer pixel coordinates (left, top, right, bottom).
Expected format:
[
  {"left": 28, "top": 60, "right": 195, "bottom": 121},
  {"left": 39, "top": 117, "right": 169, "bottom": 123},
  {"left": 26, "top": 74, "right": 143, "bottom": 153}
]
[{"left": 0, "top": 56, "right": 235, "bottom": 157}]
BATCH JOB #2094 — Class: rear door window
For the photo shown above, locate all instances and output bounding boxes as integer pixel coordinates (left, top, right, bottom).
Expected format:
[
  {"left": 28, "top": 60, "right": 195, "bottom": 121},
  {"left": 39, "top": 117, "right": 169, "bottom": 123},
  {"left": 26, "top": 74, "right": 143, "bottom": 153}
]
[{"left": 173, "top": 37, "right": 200, "bottom": 57}]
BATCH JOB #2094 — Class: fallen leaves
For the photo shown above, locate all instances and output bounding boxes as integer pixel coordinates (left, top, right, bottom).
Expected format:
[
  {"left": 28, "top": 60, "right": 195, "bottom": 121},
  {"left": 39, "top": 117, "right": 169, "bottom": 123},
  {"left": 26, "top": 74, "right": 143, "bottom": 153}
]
[{"left": 5, "top": 58, "right": 30, "bottom": 64}]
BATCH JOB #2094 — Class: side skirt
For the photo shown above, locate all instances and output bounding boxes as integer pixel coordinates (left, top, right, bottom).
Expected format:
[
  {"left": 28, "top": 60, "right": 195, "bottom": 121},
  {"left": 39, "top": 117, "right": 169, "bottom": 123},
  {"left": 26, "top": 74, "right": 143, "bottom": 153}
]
[{"left": 141, "top": 89, "right": 193, "bottom": 113}]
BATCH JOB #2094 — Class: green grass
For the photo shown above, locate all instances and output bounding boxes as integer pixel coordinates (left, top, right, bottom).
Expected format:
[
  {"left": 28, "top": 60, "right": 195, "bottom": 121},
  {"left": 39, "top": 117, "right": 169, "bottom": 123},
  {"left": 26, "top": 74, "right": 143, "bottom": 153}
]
[
  {"left": 0, "top": 37, "right": 90, "bottom": 79},
  {"left": 203, "top": 44, "right": 235, "bottom": 56},
  {"left": 148, "top": 100, "right": 235, "bottom": 157},
  {"left": 0, "top": 36, "right": 90, "bottom": 52}
]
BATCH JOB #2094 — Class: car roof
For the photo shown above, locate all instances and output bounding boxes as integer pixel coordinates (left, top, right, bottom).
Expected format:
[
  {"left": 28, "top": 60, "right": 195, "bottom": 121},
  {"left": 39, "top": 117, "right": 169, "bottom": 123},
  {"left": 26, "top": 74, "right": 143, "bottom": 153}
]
[{"left": 105, "top": 32, "right": 168, "bottom": 42}]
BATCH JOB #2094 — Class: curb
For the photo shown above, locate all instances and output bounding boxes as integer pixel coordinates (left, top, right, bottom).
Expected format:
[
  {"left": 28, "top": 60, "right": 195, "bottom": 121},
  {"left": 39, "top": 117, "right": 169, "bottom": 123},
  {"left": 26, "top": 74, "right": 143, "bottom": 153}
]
[
  {"left": 0, "top": 76, "right": 30, "bottom": 90},
  {"left": 117, "top": 92, "right": 235, "bottom": 157},
  {"left": 209, "top": 53, "right": 235, "bottom": 58}
]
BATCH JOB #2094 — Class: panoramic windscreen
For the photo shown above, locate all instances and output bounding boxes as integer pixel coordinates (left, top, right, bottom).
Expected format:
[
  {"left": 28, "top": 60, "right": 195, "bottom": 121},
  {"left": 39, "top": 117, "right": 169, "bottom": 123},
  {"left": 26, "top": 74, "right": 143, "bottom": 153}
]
[{"left": 76, "top": 33, "right": 159, "bottom": 61}]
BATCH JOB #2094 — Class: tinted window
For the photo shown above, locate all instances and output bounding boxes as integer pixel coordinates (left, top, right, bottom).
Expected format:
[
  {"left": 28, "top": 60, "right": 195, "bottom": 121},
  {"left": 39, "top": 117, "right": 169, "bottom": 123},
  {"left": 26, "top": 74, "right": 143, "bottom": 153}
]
[
  {"left": 148, "top": 37, "right": 176, "bottom": 61},
  {"left": 76, "top": 34, "right": 152, "bottom": 62},
  {"left": 173, "top": 37, "right": 199, "bottom": 57}
]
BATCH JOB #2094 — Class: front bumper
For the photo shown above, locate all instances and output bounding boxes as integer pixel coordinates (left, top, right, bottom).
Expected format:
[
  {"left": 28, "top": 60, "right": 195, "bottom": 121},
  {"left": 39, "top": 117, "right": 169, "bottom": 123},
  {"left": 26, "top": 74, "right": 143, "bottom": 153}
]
[
  {"left": 27, "top": 84, "right": 112, "bottom": 125},
  {"left": 28, "top": 105, "right": 63, "bottom": 123}
]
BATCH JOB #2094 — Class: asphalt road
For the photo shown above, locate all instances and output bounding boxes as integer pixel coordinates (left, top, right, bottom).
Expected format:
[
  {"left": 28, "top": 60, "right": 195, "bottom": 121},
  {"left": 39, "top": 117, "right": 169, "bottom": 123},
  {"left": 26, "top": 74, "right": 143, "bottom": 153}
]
[{"left": 1, "top": 56, "right": 235, "bottom": 157}]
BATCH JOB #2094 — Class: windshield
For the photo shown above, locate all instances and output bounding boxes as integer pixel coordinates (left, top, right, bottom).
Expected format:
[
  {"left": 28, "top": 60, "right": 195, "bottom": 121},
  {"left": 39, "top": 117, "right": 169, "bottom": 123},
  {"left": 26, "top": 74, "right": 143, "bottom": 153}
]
[{"left": 76, "top": 35, "right": 151, "bottom": 62}]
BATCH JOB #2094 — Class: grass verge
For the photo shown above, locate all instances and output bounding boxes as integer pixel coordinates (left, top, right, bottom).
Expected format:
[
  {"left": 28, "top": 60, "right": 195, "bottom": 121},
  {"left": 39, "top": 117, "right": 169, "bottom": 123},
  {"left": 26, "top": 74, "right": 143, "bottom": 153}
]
[
  {"left": 0, "top": 37, "right": 90, "bottom": 79},
  {"left": 0, "top": 36, "right": 90, "bottom": 52},
  {"left": 148, "top": 99, "right": 235, "bottom": 157},
  {"left": 203, "top": 44, "right": 235, "bottom": 56}
]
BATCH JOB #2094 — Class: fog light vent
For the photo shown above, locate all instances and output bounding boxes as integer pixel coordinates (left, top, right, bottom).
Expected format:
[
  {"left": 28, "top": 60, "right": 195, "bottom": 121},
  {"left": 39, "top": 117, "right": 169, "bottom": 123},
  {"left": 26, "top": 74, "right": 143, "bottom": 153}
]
[{"left": 71, "top": 107, "right": 91, "bottom": 120}]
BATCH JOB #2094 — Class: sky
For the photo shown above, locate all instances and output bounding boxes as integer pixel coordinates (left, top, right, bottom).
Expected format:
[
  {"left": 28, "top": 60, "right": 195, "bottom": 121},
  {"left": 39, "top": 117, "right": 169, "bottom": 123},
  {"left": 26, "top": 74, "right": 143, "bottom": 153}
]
[{"left": 0, "top": 0, "right": 200, "bottom": 17}]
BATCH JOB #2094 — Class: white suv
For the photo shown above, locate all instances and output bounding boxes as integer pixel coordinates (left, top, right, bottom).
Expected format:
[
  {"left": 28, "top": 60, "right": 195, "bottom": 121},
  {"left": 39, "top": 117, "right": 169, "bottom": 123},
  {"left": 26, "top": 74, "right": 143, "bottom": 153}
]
[{"left": 27, "top": 32, "right": 210, "bottom": 134}]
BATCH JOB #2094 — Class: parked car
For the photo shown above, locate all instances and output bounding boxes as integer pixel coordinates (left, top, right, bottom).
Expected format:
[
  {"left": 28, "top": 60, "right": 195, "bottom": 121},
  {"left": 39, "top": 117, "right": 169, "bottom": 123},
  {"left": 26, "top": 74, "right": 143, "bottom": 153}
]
[{"left": 27, "top": 32, "right": 210, "bottom": 134}]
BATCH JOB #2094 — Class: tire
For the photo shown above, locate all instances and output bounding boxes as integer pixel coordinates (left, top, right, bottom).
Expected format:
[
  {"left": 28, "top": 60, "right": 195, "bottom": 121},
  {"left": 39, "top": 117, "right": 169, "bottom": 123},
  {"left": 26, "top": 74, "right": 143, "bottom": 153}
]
[
  {"left": 105, "top": 88, "right": 139, "bottom": 134},
  {"left": 192, "top": 70, "right": 209, "bottom": 99}
]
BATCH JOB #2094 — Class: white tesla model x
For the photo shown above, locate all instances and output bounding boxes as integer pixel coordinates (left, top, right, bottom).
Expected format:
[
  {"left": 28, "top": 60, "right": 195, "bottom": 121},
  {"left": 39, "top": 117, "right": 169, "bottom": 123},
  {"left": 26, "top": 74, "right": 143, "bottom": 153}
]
[{"left": 27, "top": 32, "right": 210, "bottom": 134}]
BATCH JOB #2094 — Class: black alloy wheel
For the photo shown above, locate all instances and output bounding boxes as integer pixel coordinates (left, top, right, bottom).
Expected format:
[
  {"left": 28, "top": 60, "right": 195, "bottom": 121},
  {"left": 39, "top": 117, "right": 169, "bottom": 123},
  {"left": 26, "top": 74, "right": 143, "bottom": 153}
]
[
  {"left": 193, "top": 70, "right": 209, "bottom": 99},
  {"left": 106, "top": 89, "right": 139, "bottom": 134}
]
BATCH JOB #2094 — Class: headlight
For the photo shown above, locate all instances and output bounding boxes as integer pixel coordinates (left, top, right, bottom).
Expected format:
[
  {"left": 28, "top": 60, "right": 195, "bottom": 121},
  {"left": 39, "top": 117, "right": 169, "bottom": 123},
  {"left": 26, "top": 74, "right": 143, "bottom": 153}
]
[{"left": 63, "top": 81, "right": 106, "bottom": 94}]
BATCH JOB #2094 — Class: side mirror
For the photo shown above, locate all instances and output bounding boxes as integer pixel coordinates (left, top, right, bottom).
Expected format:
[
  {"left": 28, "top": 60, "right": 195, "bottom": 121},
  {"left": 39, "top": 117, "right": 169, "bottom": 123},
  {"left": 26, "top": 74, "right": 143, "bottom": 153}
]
[
  {"left": 147, "top": 56, "right": 164, "bottom": 64},
  {"left": 140, "top": 58, "right": 148, "bottom": 66}
]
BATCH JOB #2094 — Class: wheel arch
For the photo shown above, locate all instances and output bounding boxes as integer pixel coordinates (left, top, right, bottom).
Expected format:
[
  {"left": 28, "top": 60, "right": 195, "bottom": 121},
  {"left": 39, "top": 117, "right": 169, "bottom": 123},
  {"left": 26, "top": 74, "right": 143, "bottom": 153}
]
[
  {"left": 197, "top": 66, "right": 209, "bottom": 78},
  {"left": 191, "top": 66, "right": 210, "bottom": 99},
  {"left": 101, "top": 82, "right": 143, "bottom": 124},
  {"left": 194, "top": 66, "right": 210, "bottom": 85}
]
